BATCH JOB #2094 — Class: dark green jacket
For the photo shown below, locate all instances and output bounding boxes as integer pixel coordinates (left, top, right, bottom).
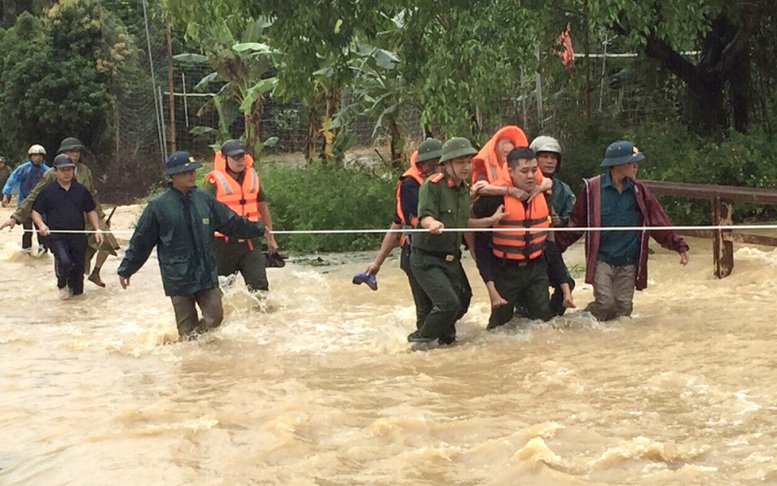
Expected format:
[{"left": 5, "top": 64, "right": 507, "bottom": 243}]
[
  {"left": 117, "top": 186, "right": 266, "bottom": 296},
  {"left": 412, "top": 172, "right": 470, "bottom": 255}
]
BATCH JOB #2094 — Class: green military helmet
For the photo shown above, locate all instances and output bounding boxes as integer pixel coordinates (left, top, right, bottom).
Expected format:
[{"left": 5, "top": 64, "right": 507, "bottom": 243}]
[
  {"left": 415, "top": 138, "right": 443, "bottom": 163},
  {"left": 163, "top": 151, "right": 202, "bottom": 176},
  {"left": 439, "top": 137, "right": 478, "bottom": 163},
  {"left": 600, "top": 140, "right": 645, "bottom": 167},
  {"left": 58, "top": 137, "right": 85, "bottom": 154}
]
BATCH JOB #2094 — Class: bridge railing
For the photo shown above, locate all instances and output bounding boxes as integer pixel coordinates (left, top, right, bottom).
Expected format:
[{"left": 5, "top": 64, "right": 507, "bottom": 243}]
[{"left": 641, "top": 180, "right": 777, "bottom": 278}]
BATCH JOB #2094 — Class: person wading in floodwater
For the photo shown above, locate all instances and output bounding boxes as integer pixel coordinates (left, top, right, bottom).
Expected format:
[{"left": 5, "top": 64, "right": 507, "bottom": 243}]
[
  {"left": 117, "top": 151, "right": 267, "bottom": 341},
  {"left": 30, "top": 154, "right": 104, "bottom": 300},
  {"left": 556, "top": 140, "right": 690, "bottom": 321}
]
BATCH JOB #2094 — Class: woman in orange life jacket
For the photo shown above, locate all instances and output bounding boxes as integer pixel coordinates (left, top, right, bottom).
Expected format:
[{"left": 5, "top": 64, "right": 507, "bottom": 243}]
[
  {"left": 472, "top": 147, "right": 574, "bottom": 329},
  {"left": 203, "top": 139, "right": 278, "bottom": 292},
  {"left": 362, "top": 138, "right": 443, "bottom": 331},
  {"left": 469, "top": 125, "right": 552, "bottom": 201}
]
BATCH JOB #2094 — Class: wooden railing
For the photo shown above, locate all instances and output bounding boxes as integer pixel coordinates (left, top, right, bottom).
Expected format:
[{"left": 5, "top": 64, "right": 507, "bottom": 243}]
[{"left": 641, "top": 180, "right": 777, "bottom": 278}]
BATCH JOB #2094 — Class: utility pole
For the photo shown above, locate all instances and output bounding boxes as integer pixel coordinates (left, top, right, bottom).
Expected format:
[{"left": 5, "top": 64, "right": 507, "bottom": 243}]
[{"left": 166, "top": 25, "right": 176, "bottom": 153}]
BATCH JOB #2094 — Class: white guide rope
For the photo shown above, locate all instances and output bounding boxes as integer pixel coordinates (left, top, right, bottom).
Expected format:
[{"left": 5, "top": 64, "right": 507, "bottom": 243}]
[{"left": 10, "top": 224, "right": 777, "bottom": 236}]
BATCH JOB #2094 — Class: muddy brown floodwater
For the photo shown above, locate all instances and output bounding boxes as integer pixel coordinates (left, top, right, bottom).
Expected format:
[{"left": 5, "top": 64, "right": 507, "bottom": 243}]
[{"left": 2, "top": 203, "right": 777, "bottom": 485}]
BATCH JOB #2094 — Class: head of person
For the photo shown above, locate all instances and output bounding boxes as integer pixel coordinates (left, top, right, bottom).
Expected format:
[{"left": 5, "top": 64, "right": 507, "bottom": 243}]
[
  {"left": 53, "top": 154, "right": 76, "bottom": 184},
  {"left": 163, "top": 151, "right": 202, "bottom": 190},
  {"left": 439, "top": 137, "right": 477, "bottom": 183},
  {"left": 529, "top": 136, "right": 562, "bottom": 178},
  {"left": 507, "top": 147, "right": 539, "bottom": 193},
  {"left": 0, "top": 156, "right": 5, "bottom": 167},
  {"left": 57, "top": 137, "right": 85, "bottom": 164},
  {"left": 496, "top": 137, "right": 516, "bottom": 163},
  {"left": 600, "top": 140, "right": 643, "bottom": 180},
  {"left": 28, "top": 144, "right": 46, "bottom": 165},
  {"left": 221, "top": 139, "right": 247, "bottom": 173},
  {"left": 414, "top": 138, "right": 443, "bottom": 177}
]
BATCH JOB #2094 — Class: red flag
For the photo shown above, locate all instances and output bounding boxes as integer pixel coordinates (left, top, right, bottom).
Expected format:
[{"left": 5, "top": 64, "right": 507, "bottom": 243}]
[{"left": 557, "top": 23, "right": 574, "bottom": 75}]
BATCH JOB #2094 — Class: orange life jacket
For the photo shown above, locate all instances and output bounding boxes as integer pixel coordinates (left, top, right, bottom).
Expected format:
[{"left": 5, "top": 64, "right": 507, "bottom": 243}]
[
  {"left": 472, "top": 125, "right": 529, "bottom": 185},
  {"left": 492, "top": 187, "right": 550, "bottom": 261},
  {"left": 395, "top": 150, "right": 425, "bottom": 247},
  {"left": 206, "top": 152, "right": 261, "bottom": 240}
]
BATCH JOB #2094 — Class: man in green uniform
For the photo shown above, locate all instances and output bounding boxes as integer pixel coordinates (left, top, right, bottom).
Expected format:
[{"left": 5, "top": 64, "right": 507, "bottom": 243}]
[
  {"left": 117, "top": 151, "right": 267, "bottom": 340},
  {"left": 0, "top": 137, "right": 120, "bottom": 286},
  {"left": 408, "top": 137, "right": 506, "bottom": 345}
]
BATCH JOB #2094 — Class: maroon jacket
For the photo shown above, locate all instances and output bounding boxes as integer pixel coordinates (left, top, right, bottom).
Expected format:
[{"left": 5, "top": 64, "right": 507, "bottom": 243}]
[{"left": 556, "top": 175, "right": 689, "bottom": 291}]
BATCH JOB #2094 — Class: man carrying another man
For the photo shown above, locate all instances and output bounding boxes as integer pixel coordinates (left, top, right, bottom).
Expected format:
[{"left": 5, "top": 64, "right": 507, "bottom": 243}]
[{"left": 473, "top": 147, "right": 573, "bottom": 330}]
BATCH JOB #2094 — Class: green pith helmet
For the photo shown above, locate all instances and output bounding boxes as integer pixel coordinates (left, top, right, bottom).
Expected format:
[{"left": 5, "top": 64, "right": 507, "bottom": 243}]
[
  {"left": 415, "top": 138, "right": 443, "bottom": 163},
  {"left": 439, "top": 137, "right": 478, "bottom": 163},
  {"left": 600, "top": 140, "right": 645, "bottom": 167},
  {"left": 58, "top": 137, "right": 85, "bottom": 154},
  {"left": 163, "top": 151, "right": 202, "bottom": 176}
]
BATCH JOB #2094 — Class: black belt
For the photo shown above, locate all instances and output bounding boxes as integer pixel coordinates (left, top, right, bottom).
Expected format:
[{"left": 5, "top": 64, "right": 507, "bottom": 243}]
[
  {"left": 414, "top": 247, "right": 461, "bottom": 262},
  {"left": 221, "top": 236, "right": 253, "bottom": 244},
  {"left": 497, "top": 256, "right": 542, "bottom": 268}
]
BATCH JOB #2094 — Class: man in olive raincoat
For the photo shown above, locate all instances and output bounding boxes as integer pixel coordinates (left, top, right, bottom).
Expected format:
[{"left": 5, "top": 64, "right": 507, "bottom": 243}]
[{"left": 117, "top": 151, "right": 266, "bottom": 340}]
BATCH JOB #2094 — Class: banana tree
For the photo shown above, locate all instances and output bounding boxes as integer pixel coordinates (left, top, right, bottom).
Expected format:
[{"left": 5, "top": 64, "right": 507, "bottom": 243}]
[
  {"left": 346, "top": 41, "right": 406, "bottom": 168},
  {"left": 175, "top": 16, "right": 280, "bottom": 155}
]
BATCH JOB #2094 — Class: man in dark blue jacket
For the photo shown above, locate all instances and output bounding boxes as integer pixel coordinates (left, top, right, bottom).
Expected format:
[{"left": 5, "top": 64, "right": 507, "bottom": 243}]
[{"left": 117, "top": 151, "right": 266, "bottom": 340}]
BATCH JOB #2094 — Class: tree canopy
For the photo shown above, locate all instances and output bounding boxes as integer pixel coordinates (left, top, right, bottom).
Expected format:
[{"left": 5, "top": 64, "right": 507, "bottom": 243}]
[{"left": 0, "top": 0, "right": 776, "bottom": 200}]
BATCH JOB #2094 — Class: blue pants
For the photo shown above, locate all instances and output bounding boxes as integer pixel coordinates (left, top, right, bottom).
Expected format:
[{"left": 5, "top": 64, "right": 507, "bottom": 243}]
[{"left": 50, "top": 235, "right": 87, "bottom": 295}]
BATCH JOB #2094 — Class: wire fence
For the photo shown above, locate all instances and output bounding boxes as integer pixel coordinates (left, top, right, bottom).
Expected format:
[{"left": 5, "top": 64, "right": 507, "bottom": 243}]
[{"left": 107, "top": 28, "right": 684, "bottom": 190}]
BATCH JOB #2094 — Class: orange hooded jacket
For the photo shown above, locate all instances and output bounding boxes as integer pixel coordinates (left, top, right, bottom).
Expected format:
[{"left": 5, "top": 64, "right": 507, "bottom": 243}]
[{"left": 471, "top": 125, "right": 529, "bottom": 185}]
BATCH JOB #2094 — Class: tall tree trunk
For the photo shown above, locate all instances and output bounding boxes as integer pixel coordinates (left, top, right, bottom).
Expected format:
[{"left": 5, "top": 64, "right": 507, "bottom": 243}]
[
  {"left": 388, "top": 117, "right": 402, "bottom": 170},
  {"left": 244, "top": 97, "right": 263, "bottom": 156},
  {"left": 620, "top": 3, "right": 765, "bottom": 135},
  {"left": 683, "top": 74, "right": 726, "bottom": 135},
  {"left": 729, "top": 48, "right": 750, "bottom": 132}
]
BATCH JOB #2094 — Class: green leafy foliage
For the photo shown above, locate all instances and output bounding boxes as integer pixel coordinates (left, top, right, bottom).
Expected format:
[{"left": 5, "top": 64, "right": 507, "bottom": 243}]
[
  {"left": 0, "top": 1, "right": 131, "bottom": 159},
  {"left": 257, "top": 162, "right": 398, "bottom": 253}
]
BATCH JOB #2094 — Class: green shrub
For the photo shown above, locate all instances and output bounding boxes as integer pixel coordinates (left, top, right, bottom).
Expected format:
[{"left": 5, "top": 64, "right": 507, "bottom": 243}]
[{"left": 257, "top": 162, "right": 398, "bottom": 253}]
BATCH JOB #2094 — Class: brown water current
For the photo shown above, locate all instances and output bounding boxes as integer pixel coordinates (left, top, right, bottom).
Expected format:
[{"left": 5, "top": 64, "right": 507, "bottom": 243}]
[{"left": 1, "top": 204, "right": 777, "bottom": 485}]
